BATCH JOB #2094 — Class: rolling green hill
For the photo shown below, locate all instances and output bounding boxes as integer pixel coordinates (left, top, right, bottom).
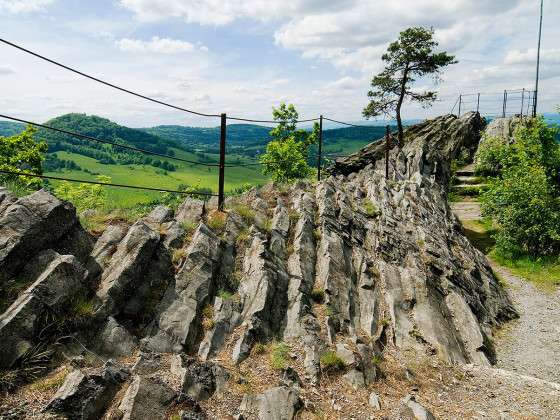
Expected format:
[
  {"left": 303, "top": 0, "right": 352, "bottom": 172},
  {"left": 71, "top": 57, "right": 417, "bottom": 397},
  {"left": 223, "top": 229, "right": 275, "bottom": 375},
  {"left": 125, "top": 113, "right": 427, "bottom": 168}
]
[{"left": 1, "top": 114, "right": 391, "bottom": 207}]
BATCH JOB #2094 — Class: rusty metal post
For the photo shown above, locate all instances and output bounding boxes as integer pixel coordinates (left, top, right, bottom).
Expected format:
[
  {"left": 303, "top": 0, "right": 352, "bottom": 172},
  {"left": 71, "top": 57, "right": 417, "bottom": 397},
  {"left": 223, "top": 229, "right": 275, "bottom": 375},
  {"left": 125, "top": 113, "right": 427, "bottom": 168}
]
[
  {"left": 317, "top": 115, "right": 323, "bottom": 182},
  {"left": 385, "top": 125, "right": 390, "bottom": 179},
  {"left": 502, "top": 90, "right": 507, "bottom": 118},
  {"left": 218, "top": 113, "right": 226, "bottom": 212},
  {"left": 458, "top": 95, "right": 462, "bottom": 117}
]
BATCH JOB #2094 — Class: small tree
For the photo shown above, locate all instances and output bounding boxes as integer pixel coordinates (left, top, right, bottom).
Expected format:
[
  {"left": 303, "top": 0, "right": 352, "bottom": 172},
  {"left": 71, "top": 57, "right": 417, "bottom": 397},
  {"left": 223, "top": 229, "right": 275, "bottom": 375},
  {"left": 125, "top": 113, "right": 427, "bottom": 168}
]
[
  {"left": 260, "top": 103, "right": 319, "bottom": 183},
  {"left": 363, "top": 27, "right": 456, "bottom": 146},
  {"left": 0, "top": 126, "right": 48, "bottom": 191}
]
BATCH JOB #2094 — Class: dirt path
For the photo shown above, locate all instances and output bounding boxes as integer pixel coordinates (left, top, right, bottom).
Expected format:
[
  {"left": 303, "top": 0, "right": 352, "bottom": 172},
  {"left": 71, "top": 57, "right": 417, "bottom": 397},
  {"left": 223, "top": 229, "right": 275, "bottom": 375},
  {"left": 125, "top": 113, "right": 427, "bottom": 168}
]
[
  {"left": 492, "top": 263, "right": 560, "bottom": 383},
  {"left": 451, "top": 199, "right": 560, "bottom": 384}
]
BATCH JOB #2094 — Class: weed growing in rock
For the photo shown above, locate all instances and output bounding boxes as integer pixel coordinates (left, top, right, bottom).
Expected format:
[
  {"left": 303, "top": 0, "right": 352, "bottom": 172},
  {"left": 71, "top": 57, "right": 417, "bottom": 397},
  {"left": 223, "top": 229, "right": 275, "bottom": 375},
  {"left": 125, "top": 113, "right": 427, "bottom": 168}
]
[
  {"left": 270, "top": 342, "right": 290, "bottom": 370},
  {"left": 363, "top": 199, "right": 380, "bottom": 218},
  {"left": 252, "top": 342, "right": 267, "bottom": 355},
  {"left": 233, "top": 205, "right": 256, "bottom": 225},
  {"left": 320, "top": 351, "right": 345, "bottom": 373},
  {"left": 310, "top": 287, "right": 325, "bottom": 303},
  {"left": 207, "top": 211, "right": 227, "bottom": 234}
]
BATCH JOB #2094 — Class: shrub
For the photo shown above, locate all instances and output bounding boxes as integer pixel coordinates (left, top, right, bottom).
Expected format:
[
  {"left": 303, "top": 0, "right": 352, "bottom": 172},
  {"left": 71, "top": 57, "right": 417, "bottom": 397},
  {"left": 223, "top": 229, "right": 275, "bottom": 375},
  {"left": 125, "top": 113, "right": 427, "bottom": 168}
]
[
  {"left": 269, "top": 342, "right": 290, "bottom": 370},
  {"left": 54, "top": 175, "right": 111, "bottom": 212},
  {"left": 320, "top": 351, "right": 345, "bottom": 373},
  {"left": 479, "top": 118, "right": 560, "bottom": 257}
]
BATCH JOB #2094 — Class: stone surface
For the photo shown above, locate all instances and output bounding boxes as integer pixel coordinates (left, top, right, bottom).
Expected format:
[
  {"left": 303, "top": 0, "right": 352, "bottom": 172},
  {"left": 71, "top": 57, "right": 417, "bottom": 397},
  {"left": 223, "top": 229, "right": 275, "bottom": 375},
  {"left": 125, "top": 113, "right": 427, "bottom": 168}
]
[
  {"left": 0, "top": 189, "right": 79, "bottom": 283},
  {"left": 45, "top": 361, "right": 130, "bottom": 420},
  {"left": 95, "top": 221, "right": 172, "bottom": 321},
  {"left": 118, "top": 375, "right": 176, "bottom": 420},
  {"left": 239, "top": 386, "right": 303, "bottom": 420},
  {"left": 175, "top": 198, "right": 204, "bottom": 223},
  {"left": 98, "top": 317, "right": 137, "bottom": 358},
  {"left": 143, "top": 224, "right": 222, "bottom": 353},
  {"left": 398, "top": 395, "right": 436, "bottom": 420},
  {"left": 368, "top": 392, "right": 381, "bottom": 410},
  {"left": 0, "top": 251, "right": 87, "bottom": 368},
  {"left": 172, "top": 355, "right": 229, "bottom": 401}
]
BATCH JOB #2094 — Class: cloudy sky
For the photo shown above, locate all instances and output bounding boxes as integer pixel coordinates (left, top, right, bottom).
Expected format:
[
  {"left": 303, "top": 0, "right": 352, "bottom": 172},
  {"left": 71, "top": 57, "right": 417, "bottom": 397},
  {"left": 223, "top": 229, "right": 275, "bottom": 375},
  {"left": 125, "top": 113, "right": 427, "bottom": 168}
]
[{"left": 0, "top": 0, "right": 558, "bottom": 127}]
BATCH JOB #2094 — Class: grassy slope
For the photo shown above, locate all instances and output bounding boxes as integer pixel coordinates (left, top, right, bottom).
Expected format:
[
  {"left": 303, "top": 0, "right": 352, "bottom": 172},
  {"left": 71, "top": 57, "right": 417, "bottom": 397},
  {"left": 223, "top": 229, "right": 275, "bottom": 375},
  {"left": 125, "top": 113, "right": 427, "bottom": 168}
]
[{"left": 47, "top": 150, "right": 268, "bottom": 208}]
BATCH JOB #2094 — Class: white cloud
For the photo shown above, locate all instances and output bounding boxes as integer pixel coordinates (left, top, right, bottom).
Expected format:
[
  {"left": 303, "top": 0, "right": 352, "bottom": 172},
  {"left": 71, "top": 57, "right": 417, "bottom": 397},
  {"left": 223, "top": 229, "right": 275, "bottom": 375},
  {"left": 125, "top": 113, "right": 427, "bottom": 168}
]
[
  {"left": 505, "top": 48, "right": 560, "bottom": 65},
  {"left": 0, "top": 0, "right": 54, "bottom": 13},
  {"left": 325, "top": 76, "right": 363, "bottom": 91},
  {"left": 116, "top": 36, "right": 202, "bottom": 54},
  {"left": 118, "top": 0, "right": 348, "bottom": 25},
  {"left": 0, "top": 65, "right": 15, "bottom": 75}
]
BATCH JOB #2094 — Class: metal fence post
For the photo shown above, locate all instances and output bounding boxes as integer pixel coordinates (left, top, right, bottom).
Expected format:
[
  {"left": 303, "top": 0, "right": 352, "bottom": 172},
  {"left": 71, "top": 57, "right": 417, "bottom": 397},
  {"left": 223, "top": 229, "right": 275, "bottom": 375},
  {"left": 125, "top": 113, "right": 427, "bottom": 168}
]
[
  {"left": 317, "top": 115, "right": 323, "bottom": 182},
  {"left": 476, "top": 93, "right": 480, "bottom": 114},
  {"left": 458, "top": 95, "right": 462, "bottom": 117},
  {"left": 502, "top": 90, "right": 507, "bottom": 118},
  {"left": 218, "top": 113, "right": 226, "bottom": 212},
  {"left": 520, "top": 88, "right": 525, "bottom": 118},
  {"left": 385, "top": 125, "right": 390, "bottom": 179}
]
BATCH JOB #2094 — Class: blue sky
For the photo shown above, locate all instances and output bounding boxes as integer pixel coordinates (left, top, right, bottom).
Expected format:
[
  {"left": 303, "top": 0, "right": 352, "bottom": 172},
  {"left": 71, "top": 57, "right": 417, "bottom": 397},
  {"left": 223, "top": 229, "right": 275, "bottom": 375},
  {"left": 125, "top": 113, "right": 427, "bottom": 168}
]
[{"left": 0, "top": 0, "right": 558, "bottom": 127}]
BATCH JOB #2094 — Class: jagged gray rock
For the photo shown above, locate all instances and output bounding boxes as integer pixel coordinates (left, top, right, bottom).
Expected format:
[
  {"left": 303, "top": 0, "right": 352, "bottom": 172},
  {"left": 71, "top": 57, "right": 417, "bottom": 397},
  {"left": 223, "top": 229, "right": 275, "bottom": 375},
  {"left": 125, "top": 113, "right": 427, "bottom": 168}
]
[
  {"left": 198, "top": 296, "right": 241, "bottom": 361},
  {"left": 398, "top": 395, "right": 436, "bottom": 420},
  {"left": 143, "top": 223, "right": 222, "bottom": 353},
  {"left": 0, "top": 251, "right": 87, "bottom": 368},
  {"left": 45, "top": 361, "right": 130, "bottom": 420},
  {"left": 175, "top": 198, "right": 204, "bottom": 223},
  {"left": 95, "top": 221, "right": 171, "bottom": 321},
  {"left": 118, "top": 375, "right": 176, "bottom": 420},
  {"left": 172, "top": 355, "right": 229, "bottom": 401},
  {"left": 98, "top": 316, "right": 137, "bottom": 358},
  {"left": 0, "top": 189, "right": 80, "bottom": 283},
  {"left": 238, "top": 386, "right": 303, "bottom": 420}
]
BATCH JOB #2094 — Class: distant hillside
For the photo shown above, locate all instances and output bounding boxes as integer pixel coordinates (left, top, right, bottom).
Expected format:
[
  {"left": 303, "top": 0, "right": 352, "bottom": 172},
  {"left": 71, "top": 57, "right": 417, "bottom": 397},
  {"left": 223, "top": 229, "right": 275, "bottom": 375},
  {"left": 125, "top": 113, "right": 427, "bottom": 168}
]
[
  {"left": 145, "top": 123, "right": 389, "bottom": 158},
  {"left": 35, "top": 114, "right": 183, "bottom": 171},
  {"left": 0, "top": 121, "right": 25, "bottom": 136}
]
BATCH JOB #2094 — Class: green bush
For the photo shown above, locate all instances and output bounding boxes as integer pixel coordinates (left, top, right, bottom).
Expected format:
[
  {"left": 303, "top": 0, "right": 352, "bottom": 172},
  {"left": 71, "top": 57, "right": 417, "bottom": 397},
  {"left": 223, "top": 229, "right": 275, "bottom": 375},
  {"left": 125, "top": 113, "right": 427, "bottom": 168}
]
[
  {"left": 479, "top": 118, "right": 560, "bottom": 257},
  {"left": 54, "top": 175, "right": 111, "bottom": 212},
  {"left": 0, "top": 126, "right": 47, "bottom": 191},
  {"left": 260, "top": 103, "right": 319, "bottom": 183}
]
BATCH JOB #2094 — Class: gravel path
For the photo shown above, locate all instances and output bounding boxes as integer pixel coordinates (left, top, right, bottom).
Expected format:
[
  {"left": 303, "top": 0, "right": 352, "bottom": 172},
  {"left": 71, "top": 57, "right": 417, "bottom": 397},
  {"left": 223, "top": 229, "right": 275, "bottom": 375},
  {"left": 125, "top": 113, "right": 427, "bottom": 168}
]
[{"left": 492, "top": 262, "right": 560, "bottom": 383}]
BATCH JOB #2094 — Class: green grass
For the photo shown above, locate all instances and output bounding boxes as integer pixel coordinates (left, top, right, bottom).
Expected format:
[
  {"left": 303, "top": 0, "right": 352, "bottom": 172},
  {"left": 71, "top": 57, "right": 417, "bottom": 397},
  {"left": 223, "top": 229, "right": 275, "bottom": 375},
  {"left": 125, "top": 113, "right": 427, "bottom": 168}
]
[
  {"left": 46, "top": 150, "right": 269, "bottom": 208},
  {"left": 269, "top": 342, "right": 290, "bottom": 370},
  {"left": 489, "top": 251, "right": 560, "bottom": 291},
  {"left": 319, "top": 351, "right": 345, "bottom": 373}
]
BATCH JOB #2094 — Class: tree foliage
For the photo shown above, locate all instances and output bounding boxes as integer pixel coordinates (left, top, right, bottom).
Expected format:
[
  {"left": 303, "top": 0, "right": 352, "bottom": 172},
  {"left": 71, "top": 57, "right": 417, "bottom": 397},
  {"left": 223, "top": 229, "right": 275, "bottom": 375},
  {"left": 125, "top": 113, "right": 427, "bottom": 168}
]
[
  {"left": 477, "top": 118, "right": 560, "bottom": 257},
  {"left": 54, "top": 175, "right": 112, "bottom": 212},
  {"left": 260, "top": 103, "right": 319, "bottom": 183},
  {"left": 363, "top": 27, "right": 456, "bottom": 145},
  {"left": 0, "top": 126, "right": 48, "bottom": 190}
]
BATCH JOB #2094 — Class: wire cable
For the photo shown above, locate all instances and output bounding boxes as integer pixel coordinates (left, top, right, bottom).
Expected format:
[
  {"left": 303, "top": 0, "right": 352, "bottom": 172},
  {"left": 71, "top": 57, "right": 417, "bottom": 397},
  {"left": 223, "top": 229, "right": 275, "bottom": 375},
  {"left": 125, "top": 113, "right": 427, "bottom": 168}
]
[
  {"left": 226, "top": 116, "right": 320, "bottom": 124},
  {"left": 0, "top": 169, "right": 218, "bottom": 196},
  {"left": 0, "top": 114, "right": 220, "bottom": 167},
  {"left": 323, "top": 117, "right": 375, "bottom": 128},
  {"left": 0, "top": 38, "right": 220, "bottom": 118}
]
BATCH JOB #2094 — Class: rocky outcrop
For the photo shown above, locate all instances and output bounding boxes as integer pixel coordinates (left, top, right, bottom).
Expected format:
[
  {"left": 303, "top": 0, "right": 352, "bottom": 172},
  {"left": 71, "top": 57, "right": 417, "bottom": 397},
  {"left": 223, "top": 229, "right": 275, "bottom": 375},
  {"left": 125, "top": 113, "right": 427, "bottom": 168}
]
[
  {"left": 0, "top": 112, "right": 519, "bottom": 418},
  {"left": 45, "top": 361, "right": 130, "bottom": 420}
]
